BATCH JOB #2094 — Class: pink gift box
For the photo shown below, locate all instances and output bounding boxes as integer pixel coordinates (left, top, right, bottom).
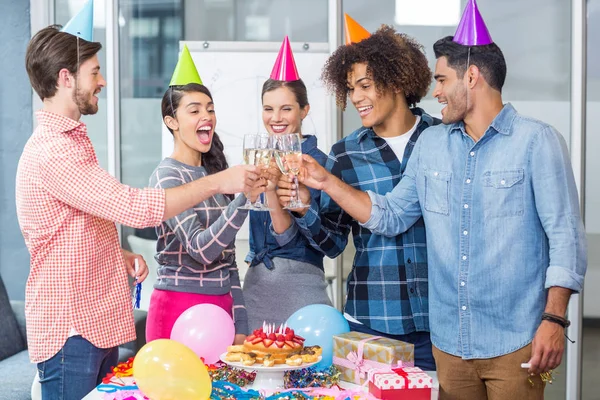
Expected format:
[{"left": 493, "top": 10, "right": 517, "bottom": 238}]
[{"left": 368, "top": 366, "right": 432, "bottom": 400}]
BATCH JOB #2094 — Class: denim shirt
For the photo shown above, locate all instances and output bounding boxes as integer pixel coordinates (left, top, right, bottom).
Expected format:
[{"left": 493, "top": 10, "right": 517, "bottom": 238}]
[
  {"left": 362, "top": 104, "right": 587, "bottom": 359},
  {"left": 294, "top": 108, "right": 438, "bottom": 335},
  {"left": 245, "top": 135, "right": 327, "bottom": 270}
]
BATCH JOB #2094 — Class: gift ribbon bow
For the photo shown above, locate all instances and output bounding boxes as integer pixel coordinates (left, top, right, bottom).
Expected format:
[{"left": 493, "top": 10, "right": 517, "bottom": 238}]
[
  {"left": 391, "top": 367, "right": 410, "bottom": 388},
  {"left": 367, "top": 364, "right": 426, "bottom": 390},
  {"left": 332, "top": 336, "right": 394, "bottom": 384}
]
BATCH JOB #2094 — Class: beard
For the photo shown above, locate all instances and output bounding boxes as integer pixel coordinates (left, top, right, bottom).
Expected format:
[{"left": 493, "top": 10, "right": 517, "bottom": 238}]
[
  {"left": 73, "top": 87, "right": 98, "bottom": 115},
  {"left": 442, "top": 83, "right": 468, "bottom": 125}
]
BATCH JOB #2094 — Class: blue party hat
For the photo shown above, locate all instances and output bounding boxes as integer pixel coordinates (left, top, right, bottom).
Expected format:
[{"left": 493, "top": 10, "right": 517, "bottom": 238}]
[{"left": 61, "top": 0, "right": 94, "bottom": 42}]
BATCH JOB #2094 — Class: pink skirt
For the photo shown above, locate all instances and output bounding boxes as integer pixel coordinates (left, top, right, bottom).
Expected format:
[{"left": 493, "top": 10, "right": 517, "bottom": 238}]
[{"left": 146, "top": 289, "right": 233, "bottom": 342}]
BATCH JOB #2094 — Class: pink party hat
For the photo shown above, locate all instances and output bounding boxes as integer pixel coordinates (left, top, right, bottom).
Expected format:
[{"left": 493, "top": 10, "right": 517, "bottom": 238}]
[
  {"left": 270, "top": 36, "right": 300, "bottom": 81},
  {"left": 453, "top": 0, "right": 493, "bottom": 46}
]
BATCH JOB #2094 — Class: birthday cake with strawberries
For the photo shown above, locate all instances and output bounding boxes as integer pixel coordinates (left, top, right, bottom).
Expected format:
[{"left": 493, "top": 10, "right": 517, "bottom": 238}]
[
  {"left": 244, "top": 323, "right": 305, "bottom": 356},
  {"left": 224, "top": 322, "right": 321, "bottom": 367}
]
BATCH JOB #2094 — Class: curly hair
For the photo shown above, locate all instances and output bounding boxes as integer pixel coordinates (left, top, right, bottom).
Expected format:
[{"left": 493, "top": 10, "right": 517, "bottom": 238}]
[{"left": 321, "top": 25, "right": 432, "bottom": 110}]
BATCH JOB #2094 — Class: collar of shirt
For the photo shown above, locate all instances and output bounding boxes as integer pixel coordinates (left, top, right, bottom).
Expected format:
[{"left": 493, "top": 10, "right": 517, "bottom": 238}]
[
  {"left": 301, "top": 134, "right": 318, "bottom": 153},
  {"left": 449, "top": 103, "right": 518, "bottom": 137},
  {"left": 36, "top": 110, "right": 86, "bottom": 135}
]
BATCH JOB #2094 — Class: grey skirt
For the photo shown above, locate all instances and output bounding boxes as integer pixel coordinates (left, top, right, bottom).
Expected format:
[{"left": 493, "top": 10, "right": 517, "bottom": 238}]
[{"left": 243, "top": 257, "right": 332, "bottom": 332}]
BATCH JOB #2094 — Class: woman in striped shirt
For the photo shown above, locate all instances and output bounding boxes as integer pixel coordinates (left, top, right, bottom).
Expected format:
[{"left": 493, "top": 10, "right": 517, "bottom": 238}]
[{"left": 147, "top": 81, "right": 263, "bottom": 344}]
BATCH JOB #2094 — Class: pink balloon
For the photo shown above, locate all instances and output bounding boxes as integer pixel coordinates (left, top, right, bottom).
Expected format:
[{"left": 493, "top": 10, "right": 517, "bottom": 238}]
[{"left": 170, "top": 304, "right": 234, "bottom": 364}]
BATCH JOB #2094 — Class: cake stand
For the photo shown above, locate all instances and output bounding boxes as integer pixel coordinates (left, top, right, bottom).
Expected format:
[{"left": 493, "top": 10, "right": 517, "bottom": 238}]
[{"left": 219, "top": 353, "right": 321, "bottom": 390}]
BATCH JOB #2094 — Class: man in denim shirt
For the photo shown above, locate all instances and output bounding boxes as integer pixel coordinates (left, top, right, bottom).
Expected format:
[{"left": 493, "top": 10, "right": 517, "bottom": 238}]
[
  {"left": 279, "top": 26, "right": 439, "bottom": 370},
  {"left": 298, "top": 36, "right": 586, "bottom": 398}
]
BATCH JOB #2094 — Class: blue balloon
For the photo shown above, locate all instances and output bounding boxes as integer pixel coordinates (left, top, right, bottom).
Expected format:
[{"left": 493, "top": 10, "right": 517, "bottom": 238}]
[{"left": 286, "top": 304, "right": 350, "bottom": 370}]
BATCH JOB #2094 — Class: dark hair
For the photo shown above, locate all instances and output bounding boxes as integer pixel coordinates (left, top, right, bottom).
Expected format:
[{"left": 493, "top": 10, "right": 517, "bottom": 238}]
[
  {"left": 321, "top": 25, "right": 431, "bottom": 110},
  {"left": 433, "top": 36, "right": 507, "bottom": 92},
  {"left": 161, "top": 83, "right": 229, "bottom": 176},
  {"left": 261, "top": 79, "right": 309, "bottom": 109},
  {"left": 25, "top": 25, "right": 102, "bottom": 100}
]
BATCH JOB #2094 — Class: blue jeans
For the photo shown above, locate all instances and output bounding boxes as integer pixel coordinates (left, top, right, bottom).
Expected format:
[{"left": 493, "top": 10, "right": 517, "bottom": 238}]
[
  {"left": 37, "top": 335, "right": 118, "bottom": 400},
  {"left": 348, "top": 321, "right": 436, "bottom": 371}
]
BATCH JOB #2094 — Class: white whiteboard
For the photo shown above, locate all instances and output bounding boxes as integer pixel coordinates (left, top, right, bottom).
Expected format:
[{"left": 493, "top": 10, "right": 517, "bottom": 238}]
[{"left": 162, "top": 41, "right": 334, "bottom": 166}]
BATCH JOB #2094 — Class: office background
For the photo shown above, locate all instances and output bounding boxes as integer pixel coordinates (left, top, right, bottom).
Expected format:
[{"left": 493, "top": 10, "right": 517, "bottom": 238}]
[{"left": 1, "top": 1, "right": 598, "bottom": 398}]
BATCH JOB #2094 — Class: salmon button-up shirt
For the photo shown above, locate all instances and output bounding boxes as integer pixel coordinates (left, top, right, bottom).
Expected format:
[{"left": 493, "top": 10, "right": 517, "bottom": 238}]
[{"left": 16, "top": 110, "right": 166, "bottom": 363}]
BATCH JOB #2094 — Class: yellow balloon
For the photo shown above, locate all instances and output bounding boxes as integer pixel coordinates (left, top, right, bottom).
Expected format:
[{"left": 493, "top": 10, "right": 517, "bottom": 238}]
[{"left": 133, "top": 339, "right": 212, "bottom": 400}]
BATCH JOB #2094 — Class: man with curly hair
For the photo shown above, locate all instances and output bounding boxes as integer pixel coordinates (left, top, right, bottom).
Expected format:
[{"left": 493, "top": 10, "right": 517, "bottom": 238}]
[{"left": 278, "top": 25, "right": 439, "bottom": 370}]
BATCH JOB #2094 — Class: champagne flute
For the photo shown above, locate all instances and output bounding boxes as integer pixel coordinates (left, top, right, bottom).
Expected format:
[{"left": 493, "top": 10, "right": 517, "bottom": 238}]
[
  {"left": 255, "top": 134, "right": 274, "bottom": 210},
  {"left": 239, "top": 134, "right": 271, "bottom": 211},
  {"left": 278, "top": 133, "right": 309, "bottom": 209}
]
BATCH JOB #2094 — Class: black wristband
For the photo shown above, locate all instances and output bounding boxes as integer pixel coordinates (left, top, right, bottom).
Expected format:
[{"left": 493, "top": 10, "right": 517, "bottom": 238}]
[{"left": 541, "top": 312, "right": 571, "bottom": 328}]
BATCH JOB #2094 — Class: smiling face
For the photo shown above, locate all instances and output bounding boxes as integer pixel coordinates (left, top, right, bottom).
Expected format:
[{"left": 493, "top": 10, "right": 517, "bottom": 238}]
[
  {"left": 73, "top": 54, "right": 106, "bottom": 115},
  {"left": 432, "top": 56, "right": 468, "bottom": 124},
  {"left": 346, "top": 62, "right": 399, "bottom": 129},
  {"left": 167, "top": 91, "right": 216, "bottom": 154},
  {"left": 262, "top": 86, "right": 309, "bottom": 135}
]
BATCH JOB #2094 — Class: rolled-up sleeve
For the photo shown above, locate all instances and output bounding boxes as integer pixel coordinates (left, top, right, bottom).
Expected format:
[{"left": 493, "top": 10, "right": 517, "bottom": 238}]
[
  {"left": 269, "top": 221, "right": 299, "bottom": 247},
  {"left": 531, "top": 127, "right": 587, "bottom": 292}
]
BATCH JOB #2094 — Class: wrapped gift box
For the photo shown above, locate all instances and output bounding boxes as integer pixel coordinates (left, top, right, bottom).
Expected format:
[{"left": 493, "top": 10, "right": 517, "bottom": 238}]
[
  {"left": 332, "top": 332, "right": 414, "bottom": 385},
  {"left": 368, "top": 366, "right": 433, "bottom": 400}
]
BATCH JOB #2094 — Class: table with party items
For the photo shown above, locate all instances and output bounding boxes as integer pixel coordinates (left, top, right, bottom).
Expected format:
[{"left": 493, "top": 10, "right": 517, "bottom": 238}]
[{"left": 85, "top": 304, "right": 439, "bottom": 400}]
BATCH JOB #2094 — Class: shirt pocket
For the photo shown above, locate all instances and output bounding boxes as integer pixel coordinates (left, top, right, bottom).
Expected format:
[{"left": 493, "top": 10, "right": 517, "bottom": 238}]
[
  {"left": 483, "top": 169, "right": 525, "bottom": 217},
  {"left": 424, "top": 169, "right": 451, "bottom": 216}
]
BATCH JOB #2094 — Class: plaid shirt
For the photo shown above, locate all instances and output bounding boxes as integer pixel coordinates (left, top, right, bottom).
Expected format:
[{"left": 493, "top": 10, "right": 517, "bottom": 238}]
[
  {"left": 295, "top": 108, "right": 439, "bottom": 335},
  {"left": 15, "top": 111, "right": 165, "bottom": 363}
]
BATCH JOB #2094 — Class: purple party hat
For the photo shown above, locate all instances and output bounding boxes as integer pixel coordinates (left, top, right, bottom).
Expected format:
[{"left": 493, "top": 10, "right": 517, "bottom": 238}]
[{"left": 453, "top": 0, "right": 493, "bottom": 46}]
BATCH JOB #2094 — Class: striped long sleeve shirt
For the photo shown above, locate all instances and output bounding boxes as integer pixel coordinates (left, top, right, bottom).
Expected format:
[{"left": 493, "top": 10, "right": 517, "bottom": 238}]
[{"left": 149, "top": 158, "right": 249, "bottom": 334}]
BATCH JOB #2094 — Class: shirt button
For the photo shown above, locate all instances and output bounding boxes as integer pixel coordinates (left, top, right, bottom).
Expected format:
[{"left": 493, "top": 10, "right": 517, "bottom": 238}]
[
  {"left": 470, "top": 151, "right": 475, "bottom": 157},
  {"left": 462, "top": 306, "right": 467, "bottom": 311},
  {"left": 464, "top": 204, "right": 469, "bottom": 209},
  {"left": 407, "top": 258, "right": 412, "bottom": 264},
  {"left": 463, "top": 230, "right": 468, "bottom": 235},
  {"left": 500, "top": 179, "right": 506, "bottom": 185},
  {"left": 410, "top": 288, "right": 415, "bottom": 293},
  {"left": 466, "top": 179, "right": 471, "bottom": 184},
  {"left": 434, "top": 172, "right": 439, "bottom": 176},
  {"left": 460, "top": 281, "right": 465, "bottom": 286},
  {"left": 462, "top": 255, "right": 467, "bottom": 260}
]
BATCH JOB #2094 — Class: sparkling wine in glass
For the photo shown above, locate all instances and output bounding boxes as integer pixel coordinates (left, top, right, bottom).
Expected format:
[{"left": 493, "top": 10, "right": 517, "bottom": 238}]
[
  {"left": 239, "top": 134, "right": 271, "bottom": 211},
  {"left": 279, "top": 133, "right": 309, "bottom": 209}
]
